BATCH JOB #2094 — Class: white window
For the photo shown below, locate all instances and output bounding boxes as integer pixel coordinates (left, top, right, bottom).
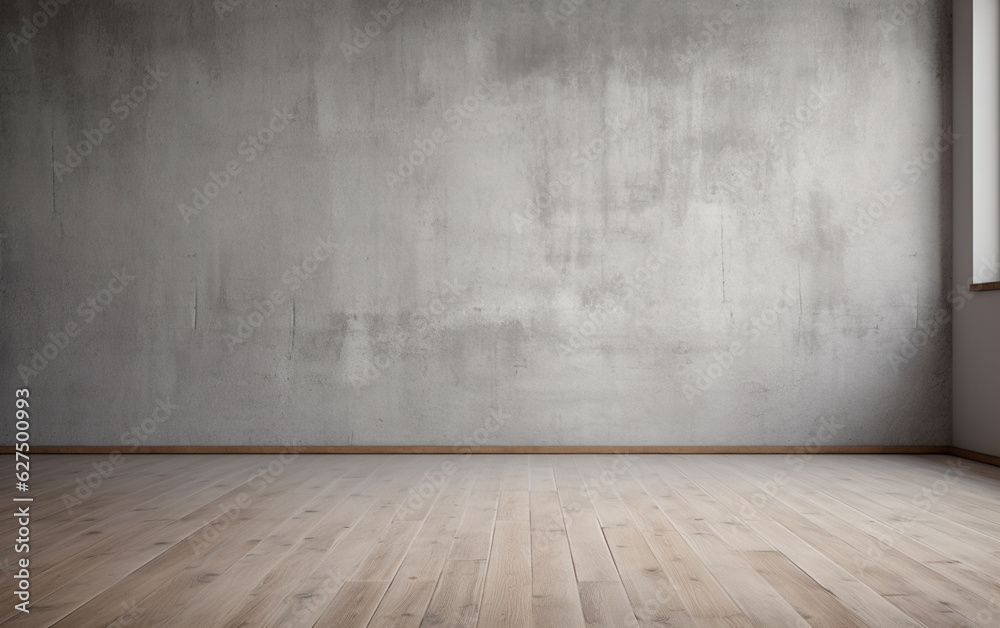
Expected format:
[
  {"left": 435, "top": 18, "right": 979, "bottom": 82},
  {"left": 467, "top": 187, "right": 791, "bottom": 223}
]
[{"left": 973, "top": 0, "right": 1000, "bottom": 286}]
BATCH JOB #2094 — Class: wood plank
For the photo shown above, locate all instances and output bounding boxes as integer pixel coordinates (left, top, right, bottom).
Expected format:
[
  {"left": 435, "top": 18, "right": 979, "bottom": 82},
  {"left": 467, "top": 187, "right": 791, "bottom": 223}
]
[
  {"left": 578, "top": 456, "right": 634, "bottom": 528},
  {"left": 159, "top": 469, "right": 375, "bottom": 627},
  {"left": 699, "top": 455, "right": 997, "bottom": 627},
  {"left": 643, "top": 529, "right": 752, "bottom": 625},
  {"left": 12, "top": 458, "right": 319, "bottom": 627},
  {"left": 419, "top": 560, "right": 487, "bottom": 628},
  {"left": 369, "top": 481, "right": 471, "bottom": 627},
  {"left": 743, "top": 550, "right": 869, "bottom": 628},
  {"left": 497, "top": 490, "right": 529, "bottom": 521},
  {"left": 449, "top": 490, "right": 499, "bottom": 561},
  {"left": 44, "top": 459, "right": 326, "bottom": 628},
  {"left": 530, "top": 460, "right": 557, "bottom": 492},
  {"left": 478, "top": 520, "right": 532, "bottom": 627},
  {"left": 312, "top": 579, "right": 390, "bottom": 627},
  {"left": 675, "top": 527, "right": 811, "bottom": 628},
  {"left": 210, "top": 455, "right": 408, "bottom": 627},
  {"left": 395, "top": 514, "right": 464, "bottom": 581},
  {"left": 19, "top": 455, "right": 254, "bottom": 580},
  {"left": 253, "top": 456, "right": 428, "bottom": 628},
  {"left": 500, "top": 458, "right": 530, "bottom": 491},
  {"left": 368, "top": 578, "right": 436, "bottom": 628},
  {"left": 747, "top": 520, "right": 924, "bottom": 628},
  {"left": 656, "top": 457, "right": 775, "bottom": 551},
  {"left": 577, "top": 581, "right": 640, "bottom": 628},
  {"left": 530, "top": 490, "right": 586, "bottom": 628},
  {"left": 602, "top": 525, "right": 694, "bottom": 627},
  {"left": 559, "top": 487, "right": 621, "bottom": 581},
  {"left": 351, "top": 520, "right": 422, "bottom": 581}
]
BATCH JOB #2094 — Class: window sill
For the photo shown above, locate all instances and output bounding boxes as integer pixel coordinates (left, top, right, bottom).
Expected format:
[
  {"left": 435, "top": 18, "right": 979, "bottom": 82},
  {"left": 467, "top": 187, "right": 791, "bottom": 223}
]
[{"left": 970, "top": 282, "right": 1000, "bottom": 292}]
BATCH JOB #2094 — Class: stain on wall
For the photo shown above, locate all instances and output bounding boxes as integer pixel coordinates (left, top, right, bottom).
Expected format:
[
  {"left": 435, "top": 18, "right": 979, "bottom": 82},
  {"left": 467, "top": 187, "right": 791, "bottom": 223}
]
[{"left": 0, "top": 0, "right": 952, "bottom": 446}]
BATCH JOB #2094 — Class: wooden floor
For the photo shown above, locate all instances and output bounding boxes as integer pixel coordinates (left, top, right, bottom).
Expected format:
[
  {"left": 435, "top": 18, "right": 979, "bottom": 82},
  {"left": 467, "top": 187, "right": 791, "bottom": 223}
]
[{"left": 3, "top": 454, "right": 1000, "bottom": 627}]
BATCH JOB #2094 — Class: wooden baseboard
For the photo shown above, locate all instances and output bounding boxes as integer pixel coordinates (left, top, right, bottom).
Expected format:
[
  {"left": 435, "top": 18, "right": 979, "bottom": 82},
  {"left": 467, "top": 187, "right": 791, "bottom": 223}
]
[
  {"left": 6, "top": 444, "right": 999, "bottom": 467},
  {"left": 948, "top": 446, "right": 1000, "bottom": 468},
  {"left": 3, "top": 445, "right": 951, "bottom": 455}
]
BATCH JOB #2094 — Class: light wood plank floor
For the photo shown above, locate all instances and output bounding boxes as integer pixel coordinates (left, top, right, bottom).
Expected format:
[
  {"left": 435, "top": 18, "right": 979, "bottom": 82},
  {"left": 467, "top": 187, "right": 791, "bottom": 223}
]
[{"left": 3, "top": 454, "right": 999, "bottom": 627}]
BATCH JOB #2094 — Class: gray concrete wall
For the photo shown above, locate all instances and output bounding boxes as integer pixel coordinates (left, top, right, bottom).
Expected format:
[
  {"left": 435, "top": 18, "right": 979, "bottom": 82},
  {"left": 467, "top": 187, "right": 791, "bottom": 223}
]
[
  {"left": 953, "top": 0, "right": 1000, "bottom": 458},
  {"left": 1, "top": 0, "right": 952, "bottom": 447}
]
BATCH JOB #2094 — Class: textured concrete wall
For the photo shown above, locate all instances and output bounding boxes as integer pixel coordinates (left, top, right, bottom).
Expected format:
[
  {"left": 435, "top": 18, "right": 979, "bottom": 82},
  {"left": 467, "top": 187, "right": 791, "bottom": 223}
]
[{"left": 1, "top": 0, "right": 952, "bottom": 446}]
